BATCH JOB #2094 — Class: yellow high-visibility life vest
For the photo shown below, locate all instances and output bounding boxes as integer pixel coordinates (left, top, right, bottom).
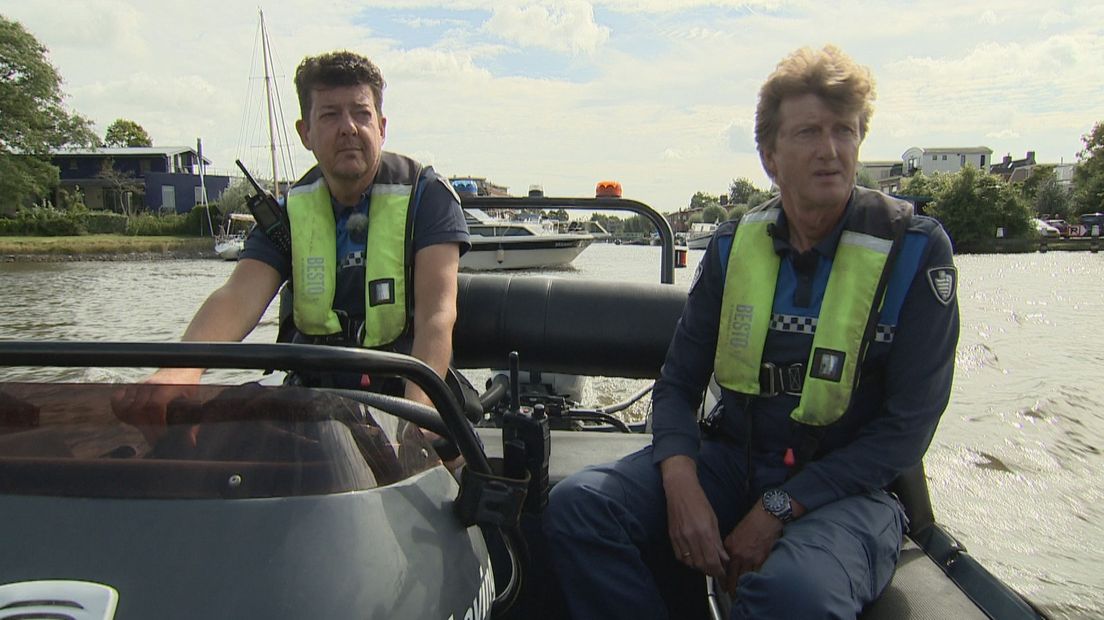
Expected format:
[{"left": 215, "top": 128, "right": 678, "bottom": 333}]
[
  {"left": 714, "top": 190, "right": 910, "bottom": 426},
  {"left": 286, "top": 152, "right": 422, "bottom": 348}
]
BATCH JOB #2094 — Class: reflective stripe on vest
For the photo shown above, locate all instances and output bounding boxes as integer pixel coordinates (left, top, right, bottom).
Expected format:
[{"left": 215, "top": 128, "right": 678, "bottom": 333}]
[
  {"left": 286, "top": 172, "right": 413, "bottom": 348},
  {"left": 714, "top": 204, "right": 894, "bottom": 427}
]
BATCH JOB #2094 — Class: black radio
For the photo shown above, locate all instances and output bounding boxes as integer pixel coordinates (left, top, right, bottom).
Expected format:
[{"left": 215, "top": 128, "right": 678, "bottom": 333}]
[{"left": 235, "top": 160, "right": 292, "bottom": 254}]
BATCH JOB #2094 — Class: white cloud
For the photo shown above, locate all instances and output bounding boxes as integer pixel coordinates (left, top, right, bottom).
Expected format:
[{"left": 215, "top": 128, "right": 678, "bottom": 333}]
[
  {"left": 725, "top": 119, "right": 756, "bottom": 153},
  {"left": 1, "top": 0, "right": 1098, "bottom": 211},
  {"left": 394, "top": 16, "right": 468, "bottom": 28},
  {"left": 1038, "top": 10, "right": 1072, "bottom": 29},
  {"left": 483, "top": 1, "right": 610, "bottom": 54}
]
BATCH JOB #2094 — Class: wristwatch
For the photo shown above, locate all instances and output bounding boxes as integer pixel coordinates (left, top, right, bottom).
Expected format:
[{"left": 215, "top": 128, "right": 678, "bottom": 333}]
[{"left": 762, "top": 488, "right": 795, "bottom": 523}]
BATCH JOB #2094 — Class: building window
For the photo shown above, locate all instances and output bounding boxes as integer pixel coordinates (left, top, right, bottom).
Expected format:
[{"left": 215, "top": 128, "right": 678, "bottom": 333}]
[
  {"left": 980, "top": 155, "right": 986, "bottom": 167},
  {"left": 68, "top": 160, "right": 78, "bottom": 170},
  {"left": 942, "top": 155, "right": 947, "bottom": 161},
  {"left": 932, "top": 155, "right": 938, "bottom": 161},
  {"left": 140, "top": 160, "right": 151, "bottom": 173}
]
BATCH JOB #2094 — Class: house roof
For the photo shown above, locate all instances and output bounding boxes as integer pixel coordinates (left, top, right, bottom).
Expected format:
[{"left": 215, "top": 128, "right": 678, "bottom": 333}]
[
  {"left": 52, "top": 146, "right": 212, "bottom": 165},
  {"left": 920, "top": 147, "right": 993, "bottom": 154}
]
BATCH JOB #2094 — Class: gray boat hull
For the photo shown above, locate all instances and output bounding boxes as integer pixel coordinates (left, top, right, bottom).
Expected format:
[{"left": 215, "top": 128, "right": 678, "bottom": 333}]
[{"left": 0, "top": 468, "right": 493, "bottom": 620}]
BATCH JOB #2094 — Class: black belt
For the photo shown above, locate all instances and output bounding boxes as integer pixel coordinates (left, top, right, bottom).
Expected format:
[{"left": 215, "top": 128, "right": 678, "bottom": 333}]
[{"left": 759, "top": 362, "right": 805, "bottom": 397}]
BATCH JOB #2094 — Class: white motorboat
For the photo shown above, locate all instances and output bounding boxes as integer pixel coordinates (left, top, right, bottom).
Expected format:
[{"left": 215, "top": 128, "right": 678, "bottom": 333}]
[
  {"left": 686, "top": 221, "right": 719, "bottom": 250},
  {"left": 460, "top": 209, "right": 596, "bottom": 271}
]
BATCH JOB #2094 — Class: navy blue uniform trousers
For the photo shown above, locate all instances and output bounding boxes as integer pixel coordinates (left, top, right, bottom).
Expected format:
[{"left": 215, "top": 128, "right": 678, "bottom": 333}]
[{"left": 544, "top": 440, "right": 906, "bottom": 619}]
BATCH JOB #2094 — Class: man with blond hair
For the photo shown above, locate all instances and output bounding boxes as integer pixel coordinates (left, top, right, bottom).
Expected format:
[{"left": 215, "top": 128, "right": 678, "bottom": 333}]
[{"left": 545, "top": 45, "right": 959, "bottom": 618}]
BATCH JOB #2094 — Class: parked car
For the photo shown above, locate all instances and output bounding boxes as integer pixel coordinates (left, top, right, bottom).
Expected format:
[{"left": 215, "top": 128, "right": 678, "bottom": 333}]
[
  {"left": 1033, "top": 218, "right": 1060, "bottom": 238},
  {"left": 1080, "top": 212, "right": 1104, "bottom": 236},
  {"left": 1045, "top": 219, "right": 1070, "bottom": 237}
]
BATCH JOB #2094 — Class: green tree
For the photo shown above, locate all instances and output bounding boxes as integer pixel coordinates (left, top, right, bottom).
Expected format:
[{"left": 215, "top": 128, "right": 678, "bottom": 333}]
[
  {"left": 623, "top": 214, "right": 651, "bottom": 234},
  {"left": 701, "top": 204, "right": 727, "bottom": 224},
  {"left": 1032, "top": 175, "right": 1071, "bottom": 220},
  {"left": 727, "top": 204, "right": 750, "bottom": 221},
  {"left": 1072, "top": 121, "right": 1104, "bottom": 215},
  {"left": 0, "top": 15, "right": 97, "bottom": 213},
  {"left": 213, "top": 178, "right": 251, "bottom": 216},
  {"left": 728, "top": 178, "right": 760, "bottom": 205},
  {"left": 689, "top": 191, "right": 720, "bottom": 211},
  {"left": 97, "top": 159, "right": 143, "bottom": 217},
  {"left": 927, "top": 165, "right": 1032, "bottom": 249},
  {"left": 589, "top": 212, "right": 625, "bottom": 234},
  {"left": 745, "top": 189, "right": 773, "bottom": 208},
  {"left": 899, "top": 172, "right": 947, "bottom": 199},
  {"left": 104, "top": 118, "right": 153, "bottom": 147},
  {"left": 1019, "top": 165, "right": 1055, "bottom": 203}
]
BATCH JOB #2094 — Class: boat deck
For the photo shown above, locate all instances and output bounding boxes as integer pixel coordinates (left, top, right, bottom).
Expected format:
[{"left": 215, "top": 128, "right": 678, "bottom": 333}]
[{"left": 476, "top": 428, "right": 988, "bottom": 620}]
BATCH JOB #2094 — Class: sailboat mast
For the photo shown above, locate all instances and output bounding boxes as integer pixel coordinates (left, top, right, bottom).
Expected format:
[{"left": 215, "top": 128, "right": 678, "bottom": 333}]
[{"left": 260, "top": 9, "right": 281, "bottom": 196}]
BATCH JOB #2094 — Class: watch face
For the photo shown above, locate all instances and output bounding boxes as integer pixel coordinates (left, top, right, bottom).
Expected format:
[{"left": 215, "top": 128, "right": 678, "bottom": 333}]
[{"left": 764, "top": 489, "right": 789, "bottom": 515}]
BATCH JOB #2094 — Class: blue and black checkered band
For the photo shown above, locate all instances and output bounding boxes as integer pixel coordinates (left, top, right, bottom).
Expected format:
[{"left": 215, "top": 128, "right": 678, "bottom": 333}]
[
  {"left": 341, "top": 250, "right": 366, "bottom": 269},
  {"left": 770, "top": 313, "right": 817, "bottom": 334},
  {"left": 771, "top": 313, "right": 895, "bottom": 344}
]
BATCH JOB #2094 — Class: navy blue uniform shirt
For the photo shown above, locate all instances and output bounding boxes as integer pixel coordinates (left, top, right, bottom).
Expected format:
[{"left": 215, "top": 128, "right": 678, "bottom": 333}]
[{"left": 651, "top": 193, "right": 960, "bottom": 512}]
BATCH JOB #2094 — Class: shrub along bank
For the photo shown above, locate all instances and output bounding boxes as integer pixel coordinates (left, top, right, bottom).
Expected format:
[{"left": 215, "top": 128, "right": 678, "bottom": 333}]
[{"left": 0, "top": 205, "right": 219, "bottom": 237}]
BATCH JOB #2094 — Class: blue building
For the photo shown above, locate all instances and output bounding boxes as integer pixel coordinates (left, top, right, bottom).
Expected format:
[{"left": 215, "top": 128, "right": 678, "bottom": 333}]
[{"left": 50, "top": 147, "right": 231, "bottom": 214}]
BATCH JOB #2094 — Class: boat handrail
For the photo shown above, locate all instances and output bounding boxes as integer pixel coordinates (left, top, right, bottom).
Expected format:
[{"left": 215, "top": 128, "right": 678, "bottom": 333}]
[
  {"left": 0, "top": 341, "right": 488, "bottom": 476},
  {"left": 459, "top": 195, "right": 677, "bottom": 284}
]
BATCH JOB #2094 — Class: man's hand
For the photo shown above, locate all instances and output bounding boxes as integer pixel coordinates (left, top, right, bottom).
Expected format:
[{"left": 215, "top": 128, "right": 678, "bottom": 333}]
[
  {"left": 110, "top": 367, "right": 203, "bottom": 446},
  {"left": 722, "top": 500, "right": 785, "bottom": 593},
  {"left": 661, "top": 455, "right": 729, "bottom": 580}
]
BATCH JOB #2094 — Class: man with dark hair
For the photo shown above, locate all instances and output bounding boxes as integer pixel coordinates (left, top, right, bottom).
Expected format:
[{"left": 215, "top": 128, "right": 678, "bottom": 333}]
[
  {"left": 544, "top": 45, "right": 959, "bottom": 618},
  {"left": 117, "top": 50, "right": 468, "bottom": 419},
  {"left": 294, "top": 51, "right": 385, "bottom": 119}
]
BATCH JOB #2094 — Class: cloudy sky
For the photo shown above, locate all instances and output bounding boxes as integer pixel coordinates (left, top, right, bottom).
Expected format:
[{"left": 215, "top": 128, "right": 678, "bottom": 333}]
[{"left": 3, "top": 0, "right": 1102, "bottom": 212}]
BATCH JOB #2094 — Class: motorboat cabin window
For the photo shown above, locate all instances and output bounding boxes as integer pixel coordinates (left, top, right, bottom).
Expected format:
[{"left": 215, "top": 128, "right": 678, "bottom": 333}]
[{"left": 0, "top": 383, "right": 439, "bottom": 500}]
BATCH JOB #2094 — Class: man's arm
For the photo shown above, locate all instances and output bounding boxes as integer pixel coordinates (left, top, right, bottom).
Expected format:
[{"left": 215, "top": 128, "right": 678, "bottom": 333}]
[
  {"left": 151, "top": 258, "right": 284, "bottom": 382},
  {"left": 111, "top": 258, "right": 283, "bottom": 443},
  {"left": 404, "top": 243, "right": 461, "bottom": 406},
  {"left": 653, "top": 227, "right": 733, "bottom": 579}
]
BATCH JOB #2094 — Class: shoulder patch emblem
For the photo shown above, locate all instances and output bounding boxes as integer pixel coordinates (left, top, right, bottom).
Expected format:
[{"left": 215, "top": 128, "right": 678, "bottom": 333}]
[
  {"left": 688, "top": 257, "right": 705, "bottom": 294},
  {"left": 927, "top": 267, "right": 956, "bottom": 306}
]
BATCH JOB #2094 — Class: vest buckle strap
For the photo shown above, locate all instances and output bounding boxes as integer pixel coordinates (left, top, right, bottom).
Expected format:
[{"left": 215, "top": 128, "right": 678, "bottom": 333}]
[
  {"left": 759, "top": 362, "right": 805, "bottom": 397},
  {"left": 306, "top": 310, "right": 364, "bottom": 347}
]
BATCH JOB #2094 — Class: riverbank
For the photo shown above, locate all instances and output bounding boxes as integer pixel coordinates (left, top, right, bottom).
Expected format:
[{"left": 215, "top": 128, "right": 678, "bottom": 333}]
[
  {"left": 959, "top": 237, "right": 1102, "bottom": 253},
  {"left": 0, "top": 235, "right": 215, "bottom": 262}
]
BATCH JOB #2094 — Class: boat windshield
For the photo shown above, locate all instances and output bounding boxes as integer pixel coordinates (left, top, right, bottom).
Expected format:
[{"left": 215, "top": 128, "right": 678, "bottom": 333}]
[{"left": 0, "top": 382, "right": 439, "bottom": 500}]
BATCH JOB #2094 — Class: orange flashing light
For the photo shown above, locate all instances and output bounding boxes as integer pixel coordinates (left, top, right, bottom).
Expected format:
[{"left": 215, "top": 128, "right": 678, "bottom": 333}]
[{"left": 595, "top": 180, "right": 622, "bottom": 198}]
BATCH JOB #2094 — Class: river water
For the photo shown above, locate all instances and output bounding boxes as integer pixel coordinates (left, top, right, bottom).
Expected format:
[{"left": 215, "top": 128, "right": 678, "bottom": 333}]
[{"left": 1, "top": 244, "right": 1101, "bottom": 618}]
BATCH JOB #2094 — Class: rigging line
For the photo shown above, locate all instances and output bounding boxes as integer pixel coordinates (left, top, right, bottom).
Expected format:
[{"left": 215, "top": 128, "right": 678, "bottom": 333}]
[
  {"left": 233, "top": 19, "right": 265, "bottom": 170},
  {"left": 260, "top": 10, "right": 281, "bottom": 195},
  {"left": 274, "top": 97, "right": 298, "bottom": 188},
  {"left": 262, "top": 26, "right": 299, "bottom": 190}
]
